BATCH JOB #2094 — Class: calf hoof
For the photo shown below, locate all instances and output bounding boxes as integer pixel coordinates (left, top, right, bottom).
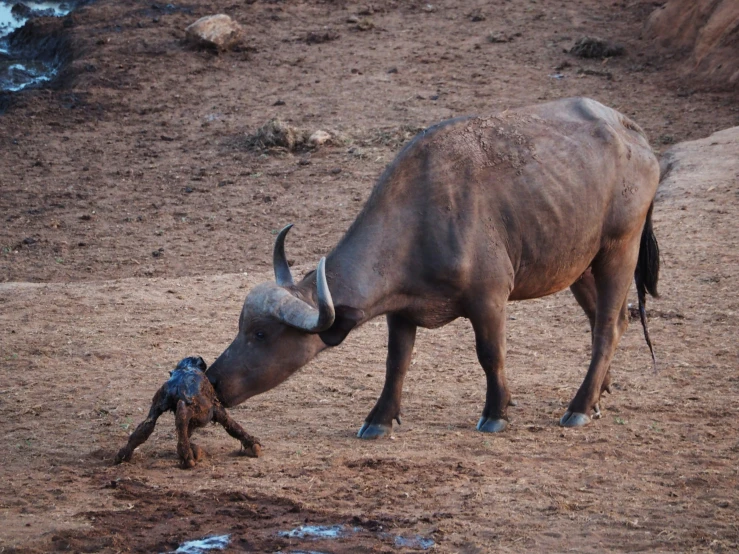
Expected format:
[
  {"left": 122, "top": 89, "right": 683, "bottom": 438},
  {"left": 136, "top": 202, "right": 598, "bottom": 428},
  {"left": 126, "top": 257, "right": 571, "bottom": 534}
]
[
  {"left": 357, "top": 422, "right": 392, "bottom": 440},
  {"left": 242, "top": 443, "right": 262, "bottom": 458},
  {"left": 476, "top": 417, "right": 507, "bottom": 433},
  {"left": 191, "top": 444, "right": 205, "bottom": 462},
  {"left": 114, "top": 449, "right": 130, "bottom": 464},
  {"left": 559, "top": 411, "right": 591, "bottom": 427},
  {"left": 179, "top": 458, "right": 197, "bottom": 469}
]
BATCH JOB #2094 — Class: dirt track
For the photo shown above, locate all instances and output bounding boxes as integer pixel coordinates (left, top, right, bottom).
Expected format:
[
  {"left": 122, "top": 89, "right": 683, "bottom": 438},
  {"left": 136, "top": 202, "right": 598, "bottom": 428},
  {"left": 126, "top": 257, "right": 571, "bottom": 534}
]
[{"left": 1, "top": 0, "right": 738, "bottom": 552}]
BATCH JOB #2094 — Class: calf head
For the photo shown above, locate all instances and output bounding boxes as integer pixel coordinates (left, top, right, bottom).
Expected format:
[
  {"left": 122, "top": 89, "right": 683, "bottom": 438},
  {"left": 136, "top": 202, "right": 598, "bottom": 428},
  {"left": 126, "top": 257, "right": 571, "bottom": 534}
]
[
  {"left": 207, "top": 225, "right": 336, "bottom": 407},
  {"left": 173, "top": 356, "right": 207, "bottom": 374}
]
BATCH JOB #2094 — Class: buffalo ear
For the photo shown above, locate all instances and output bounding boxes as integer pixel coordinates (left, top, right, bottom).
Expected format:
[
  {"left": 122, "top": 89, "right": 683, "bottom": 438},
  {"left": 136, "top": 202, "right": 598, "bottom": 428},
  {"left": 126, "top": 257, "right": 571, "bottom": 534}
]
[{"left": 319, "top": 306, "right": 364, "bottom": 347}]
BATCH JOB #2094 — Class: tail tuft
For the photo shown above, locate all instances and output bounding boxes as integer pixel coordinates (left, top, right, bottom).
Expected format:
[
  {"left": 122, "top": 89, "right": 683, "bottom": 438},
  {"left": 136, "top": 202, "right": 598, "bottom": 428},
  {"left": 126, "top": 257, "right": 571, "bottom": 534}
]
[{"left": 635, "top": 202, "right": 660, "bottom": 371}]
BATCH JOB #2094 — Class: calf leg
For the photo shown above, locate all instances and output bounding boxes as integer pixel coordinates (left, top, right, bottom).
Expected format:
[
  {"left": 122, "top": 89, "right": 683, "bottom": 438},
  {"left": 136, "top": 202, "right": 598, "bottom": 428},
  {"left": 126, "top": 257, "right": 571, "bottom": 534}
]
[
  {"left": 114, "top": 395, "right": 166, "bottom": 464},
  {"left": 469, "top": 295, "right": 510, "bottom": 433},
  {"left": 358, "top": 313, "right": 417, "bottom": 439},
  {"left": 213, "top": 405, "right": 262, "bottom": 457},
  {"left": 175, "top": 400, "right": 197, "bottom": 469},
  {"left": 561, "top": 246, "right": 636, "bottom": 427},
  {"left": 188, "top": 430, "right": 205, "bottom": 463}
]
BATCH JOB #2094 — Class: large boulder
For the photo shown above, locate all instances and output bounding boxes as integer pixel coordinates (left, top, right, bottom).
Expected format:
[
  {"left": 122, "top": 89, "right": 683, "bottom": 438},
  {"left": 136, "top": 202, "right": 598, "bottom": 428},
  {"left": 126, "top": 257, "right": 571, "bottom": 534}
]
[
  {"left": 657, "top": 126, "right": 739, "bottom": 202},
  {"left": 185, "top": 14, "right": 244, "bottom": 51},
  {"left": 645, "top": 0, "right": 739, "bottom": 90}
]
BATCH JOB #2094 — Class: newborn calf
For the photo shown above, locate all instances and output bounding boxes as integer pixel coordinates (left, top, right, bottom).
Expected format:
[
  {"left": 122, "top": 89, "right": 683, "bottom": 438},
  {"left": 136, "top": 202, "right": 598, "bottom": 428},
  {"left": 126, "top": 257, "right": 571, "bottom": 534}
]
[{"left": 115, "top": 356, "right": 261, "bottom": 469}]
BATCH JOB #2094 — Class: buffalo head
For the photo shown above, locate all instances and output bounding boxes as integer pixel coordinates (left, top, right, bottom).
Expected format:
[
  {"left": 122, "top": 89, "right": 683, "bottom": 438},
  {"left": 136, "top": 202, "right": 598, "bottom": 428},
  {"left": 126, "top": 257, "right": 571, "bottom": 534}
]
[{"left": 207, "top": 224, "right": 336, "bottom": 406}]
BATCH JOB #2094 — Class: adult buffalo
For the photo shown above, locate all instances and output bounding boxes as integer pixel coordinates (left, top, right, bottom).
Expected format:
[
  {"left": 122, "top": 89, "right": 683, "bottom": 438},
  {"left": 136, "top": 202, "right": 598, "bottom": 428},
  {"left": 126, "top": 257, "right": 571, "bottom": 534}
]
[{"left": 207, "top": 97, "right": 660, "bottom": 438}]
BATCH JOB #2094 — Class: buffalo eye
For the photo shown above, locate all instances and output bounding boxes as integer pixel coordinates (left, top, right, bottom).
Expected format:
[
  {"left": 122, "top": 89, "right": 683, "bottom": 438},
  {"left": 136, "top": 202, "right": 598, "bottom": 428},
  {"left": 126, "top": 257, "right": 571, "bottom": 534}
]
[{"left": 254, "top": 330, "right": 266, "bottom": 341}]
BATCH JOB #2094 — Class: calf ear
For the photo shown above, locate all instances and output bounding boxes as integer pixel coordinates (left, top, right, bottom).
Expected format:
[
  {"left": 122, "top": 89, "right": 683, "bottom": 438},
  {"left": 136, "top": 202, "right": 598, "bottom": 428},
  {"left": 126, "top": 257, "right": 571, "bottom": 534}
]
[{"left": 319, "top": 306, "right": 364, "bottom": 347}]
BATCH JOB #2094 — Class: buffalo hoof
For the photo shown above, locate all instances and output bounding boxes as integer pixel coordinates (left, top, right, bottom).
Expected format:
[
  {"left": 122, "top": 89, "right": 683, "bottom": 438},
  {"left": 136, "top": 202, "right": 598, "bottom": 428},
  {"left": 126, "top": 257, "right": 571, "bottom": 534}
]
[
  {"left": 476, "top": 417, "right": 507, "bottom": 433},
  {"left": 357, "top": 422, "right": 392, "bottom": 440},
  {"left": 559, "top": 411, "right": 591, "bottom": 427}
]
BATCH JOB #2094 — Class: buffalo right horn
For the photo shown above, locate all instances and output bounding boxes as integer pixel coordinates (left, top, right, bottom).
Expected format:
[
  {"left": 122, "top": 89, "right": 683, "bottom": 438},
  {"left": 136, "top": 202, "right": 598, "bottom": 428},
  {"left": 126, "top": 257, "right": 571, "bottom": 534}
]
[
  {"left": 273, "top": 223, "right": 294, "bottom": 286},
  {"left": 273, "top": 257, "right": 335, "bottom": 333}
]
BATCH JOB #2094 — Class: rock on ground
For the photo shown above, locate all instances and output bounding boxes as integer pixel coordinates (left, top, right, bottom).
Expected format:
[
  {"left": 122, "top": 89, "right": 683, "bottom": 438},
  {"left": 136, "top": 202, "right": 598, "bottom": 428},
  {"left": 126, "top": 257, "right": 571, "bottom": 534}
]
[
  {"left": 185, "top": 14, "right": 244, "bottom": 51},
  {"left": 309, "top": 130, "right": 332, "bottom": 146},
  {"left": 657, "top": 126, "right": 739, "bottom": 204}
]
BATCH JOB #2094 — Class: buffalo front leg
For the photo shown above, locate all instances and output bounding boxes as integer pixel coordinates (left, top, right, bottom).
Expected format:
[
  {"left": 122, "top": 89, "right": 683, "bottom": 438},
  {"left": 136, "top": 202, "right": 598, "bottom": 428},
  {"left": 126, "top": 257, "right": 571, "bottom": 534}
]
[
  {"left": 213, "top": 405, "right": 262, "bottom": 457},
  {"left": 175, "top": 400, "right": 197, "bottom": 469},
  {"left": 358, "top": 313, "right": 417, "bottom": 440},
  {"left": 561, "top": 249, "right": 635, "bottom": 427},
  {"left": 469, "top": 296, "right": 510, "bottom": 433},
  {"left": 114, "top": 398, "right": 165, "bottom": 464}
]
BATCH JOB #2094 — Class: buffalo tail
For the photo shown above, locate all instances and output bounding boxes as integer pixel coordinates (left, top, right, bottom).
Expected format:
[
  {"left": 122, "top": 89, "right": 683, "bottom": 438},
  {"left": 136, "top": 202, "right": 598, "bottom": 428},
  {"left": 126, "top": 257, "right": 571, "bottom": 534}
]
[{"left": 634, "top": 202, "right": 660, "bottom": 372}]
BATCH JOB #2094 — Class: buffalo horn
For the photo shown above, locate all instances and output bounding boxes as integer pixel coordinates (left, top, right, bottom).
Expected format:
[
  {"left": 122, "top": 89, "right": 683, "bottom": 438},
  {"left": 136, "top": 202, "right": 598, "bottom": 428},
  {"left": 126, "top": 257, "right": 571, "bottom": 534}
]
[
  {"left": 273, "top": 223, "right": 294, "bottom": 286},
  {"left": 274, "top": 257, "right": 335, "bottom": 333}
]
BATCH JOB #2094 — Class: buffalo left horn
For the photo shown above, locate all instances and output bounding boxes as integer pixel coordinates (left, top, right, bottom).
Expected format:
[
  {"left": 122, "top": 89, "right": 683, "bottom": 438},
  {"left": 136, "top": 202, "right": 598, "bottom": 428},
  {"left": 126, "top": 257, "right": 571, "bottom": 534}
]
[
  {"left": 273, "top": 257, "right": 335, "bottom": 333},
  {"left": 273, "top": 223, "right": 294, "bottom": 286}
]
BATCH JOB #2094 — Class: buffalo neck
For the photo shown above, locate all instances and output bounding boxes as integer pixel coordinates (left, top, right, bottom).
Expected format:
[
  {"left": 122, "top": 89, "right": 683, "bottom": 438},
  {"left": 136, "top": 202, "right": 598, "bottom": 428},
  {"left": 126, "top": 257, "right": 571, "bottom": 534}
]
[{"left": 324, "top": 194, "right": 410, "bottom": 322}]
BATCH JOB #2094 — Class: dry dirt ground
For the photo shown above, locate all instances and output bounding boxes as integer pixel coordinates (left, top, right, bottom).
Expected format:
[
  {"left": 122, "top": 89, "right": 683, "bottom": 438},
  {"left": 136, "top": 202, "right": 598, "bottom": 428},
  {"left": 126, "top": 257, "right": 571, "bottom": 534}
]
[{"left": 1, "top": 0, "right": 738, "bottom": 552}]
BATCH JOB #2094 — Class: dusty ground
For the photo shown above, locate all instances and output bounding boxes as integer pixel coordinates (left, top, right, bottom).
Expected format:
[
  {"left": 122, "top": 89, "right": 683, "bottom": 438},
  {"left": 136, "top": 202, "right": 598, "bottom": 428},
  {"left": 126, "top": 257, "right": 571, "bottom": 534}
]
[{"left": 0, "top": 0, "right": 738, "bottom": 552}]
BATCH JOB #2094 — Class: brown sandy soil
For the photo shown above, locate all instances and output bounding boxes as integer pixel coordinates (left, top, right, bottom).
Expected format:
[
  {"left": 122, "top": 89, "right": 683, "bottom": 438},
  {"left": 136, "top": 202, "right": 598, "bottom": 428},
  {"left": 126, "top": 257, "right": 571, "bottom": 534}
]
[{"left": 0, "top": 0, "right": 738, "bottom": 552}]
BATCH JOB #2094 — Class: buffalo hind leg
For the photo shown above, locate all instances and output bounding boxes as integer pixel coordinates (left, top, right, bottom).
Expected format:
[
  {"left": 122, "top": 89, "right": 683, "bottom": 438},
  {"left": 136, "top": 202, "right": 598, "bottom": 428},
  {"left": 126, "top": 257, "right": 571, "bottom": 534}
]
[
  {"left": 213, "top": 405, "right": 262, "bottom": 457},
  {"left": 570, "top": 269, "right": 613, "bottom": 410},
  {"left": 469, "top": 295, "right": 510, "bottom": 433},
  {"left": 358, "top": 313, "right": 417, "bottom": 439},
  {"left": 114, "top": 394, "right": 166, "bottom": 464},
  {"left": 561, "top": 248, "right": 635, "bottom": 427},
  {"left": 175, "top": 400, "right": 197, "bottom": 469}
]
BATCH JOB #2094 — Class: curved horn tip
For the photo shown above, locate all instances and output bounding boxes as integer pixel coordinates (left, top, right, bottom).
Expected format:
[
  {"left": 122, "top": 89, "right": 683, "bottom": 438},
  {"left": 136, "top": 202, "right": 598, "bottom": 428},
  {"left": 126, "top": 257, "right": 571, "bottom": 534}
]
[
  {"left": 315, "top": 257, "right": 335, "bottom": 331},
  {"left": 273, "top": 224, "right": 295, "bottom": 286}
]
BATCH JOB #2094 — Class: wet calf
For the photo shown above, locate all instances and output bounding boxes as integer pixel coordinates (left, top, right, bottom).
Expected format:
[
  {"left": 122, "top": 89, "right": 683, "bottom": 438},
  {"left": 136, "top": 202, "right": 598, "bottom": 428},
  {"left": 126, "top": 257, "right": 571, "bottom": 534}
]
[{"left": 115, "top": 356, "right": 261, "bottom": 469}]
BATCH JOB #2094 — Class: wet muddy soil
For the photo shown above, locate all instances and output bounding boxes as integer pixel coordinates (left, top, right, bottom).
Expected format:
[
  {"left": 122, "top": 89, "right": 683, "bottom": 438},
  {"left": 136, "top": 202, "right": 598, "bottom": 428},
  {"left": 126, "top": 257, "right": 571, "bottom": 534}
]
[{"left": 0, "top": 1, "right": 83, "bottom": 93}]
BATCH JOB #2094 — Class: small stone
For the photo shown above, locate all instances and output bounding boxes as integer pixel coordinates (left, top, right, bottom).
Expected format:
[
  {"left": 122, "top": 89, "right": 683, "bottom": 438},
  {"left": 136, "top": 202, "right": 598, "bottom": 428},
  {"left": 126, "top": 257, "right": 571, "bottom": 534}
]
[
  {"left": 185, "top": 14, "right": 244, "bottom": 51},
  {"left": 11, "top": 3, "right": 32, "bottom": 19},
  {"left": 309, "top": 130, "right": 332, "bottom": 146},
  {"left": 488, "top": 31, "right": 510, "bottom": 43},
  {"left": 355, "top": 18, "right": 374, "bottom": 31},
  {"left": 304, "top": 30, "right": 340, "bottom": 45}
]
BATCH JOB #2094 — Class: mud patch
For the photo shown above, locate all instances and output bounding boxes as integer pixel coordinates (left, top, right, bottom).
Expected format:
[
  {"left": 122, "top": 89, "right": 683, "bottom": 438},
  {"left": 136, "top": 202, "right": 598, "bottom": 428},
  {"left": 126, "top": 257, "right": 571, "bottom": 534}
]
[
  {"left": 0, "top": 0, "right": 81, "bottom": 92},
  {"left": 171, "top": 534, "right": 230, "bottom": 553},
  {"left": 23, "top": 480, "right": 429, "bottom": 553}
]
